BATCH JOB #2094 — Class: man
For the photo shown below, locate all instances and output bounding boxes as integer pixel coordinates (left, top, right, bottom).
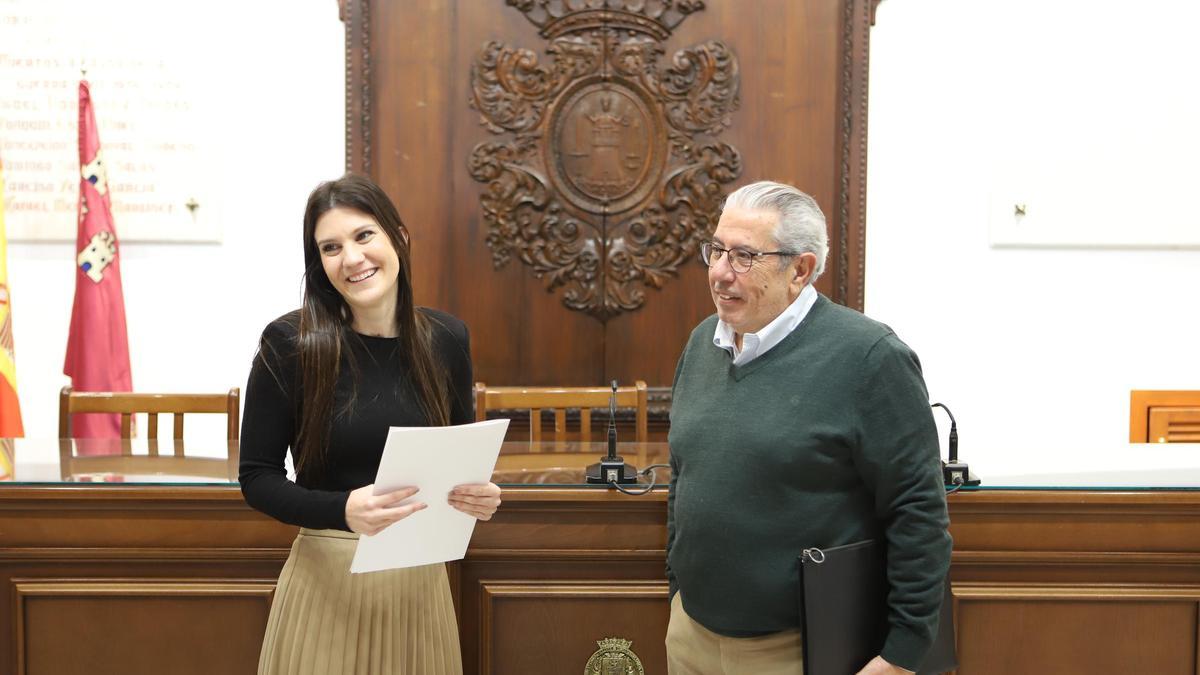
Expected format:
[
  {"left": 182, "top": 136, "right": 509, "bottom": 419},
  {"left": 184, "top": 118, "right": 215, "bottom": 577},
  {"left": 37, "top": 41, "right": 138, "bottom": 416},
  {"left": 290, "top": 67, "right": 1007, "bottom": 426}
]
[{"left": 665, "top": 181, "right": 951, "bottom": 675}]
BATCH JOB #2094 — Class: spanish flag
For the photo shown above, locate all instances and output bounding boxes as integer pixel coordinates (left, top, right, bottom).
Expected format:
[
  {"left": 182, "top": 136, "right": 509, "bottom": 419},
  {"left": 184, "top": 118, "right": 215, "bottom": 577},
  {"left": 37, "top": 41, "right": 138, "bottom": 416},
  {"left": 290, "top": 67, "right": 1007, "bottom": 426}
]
[{"left": 0, "top": 155, "right": 25, "bottom": 440}]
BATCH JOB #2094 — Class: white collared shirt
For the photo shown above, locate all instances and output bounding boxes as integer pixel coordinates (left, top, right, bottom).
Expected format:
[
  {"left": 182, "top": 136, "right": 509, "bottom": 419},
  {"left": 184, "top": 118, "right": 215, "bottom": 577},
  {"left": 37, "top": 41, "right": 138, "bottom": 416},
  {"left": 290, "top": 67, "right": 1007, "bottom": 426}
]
[{"left": 713, "top": 284, "right": 818, "bottom": 365}]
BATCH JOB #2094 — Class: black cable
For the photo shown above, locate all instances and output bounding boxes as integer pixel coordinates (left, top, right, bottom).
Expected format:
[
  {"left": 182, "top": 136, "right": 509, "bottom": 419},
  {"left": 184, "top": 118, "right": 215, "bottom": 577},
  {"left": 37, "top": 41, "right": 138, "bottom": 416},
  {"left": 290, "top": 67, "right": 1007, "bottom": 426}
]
[
  {"left": 609, "top": 463, "right": 671, "bottom": 496},
  {"left": 945, "top": 481, "right": 964, "bottom": 496},
  {"left": 930, "top": 402, "right": 958, "bottom": 463}
]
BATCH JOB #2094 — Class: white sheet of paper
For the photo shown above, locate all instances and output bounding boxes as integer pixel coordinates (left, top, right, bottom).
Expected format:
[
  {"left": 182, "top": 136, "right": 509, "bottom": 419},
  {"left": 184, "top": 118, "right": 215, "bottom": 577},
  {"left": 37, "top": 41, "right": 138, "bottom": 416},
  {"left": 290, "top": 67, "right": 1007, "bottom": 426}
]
[{"left": 350, "top": 418, "right": 509, "bottom": 573}]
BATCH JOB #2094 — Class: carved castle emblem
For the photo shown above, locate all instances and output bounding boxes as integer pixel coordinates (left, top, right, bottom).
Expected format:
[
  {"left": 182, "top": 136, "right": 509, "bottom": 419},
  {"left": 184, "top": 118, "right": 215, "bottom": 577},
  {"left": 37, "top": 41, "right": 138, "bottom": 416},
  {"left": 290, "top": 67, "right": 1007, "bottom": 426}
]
[
  {"left": 469, "top": 0, "right": 742, "bottom": 319},
  {"left": 78, "top": 231, "right": 118, "bottom": 284},
  {"left": 583, "top": 636, "right": 645, "bottom": 675}
]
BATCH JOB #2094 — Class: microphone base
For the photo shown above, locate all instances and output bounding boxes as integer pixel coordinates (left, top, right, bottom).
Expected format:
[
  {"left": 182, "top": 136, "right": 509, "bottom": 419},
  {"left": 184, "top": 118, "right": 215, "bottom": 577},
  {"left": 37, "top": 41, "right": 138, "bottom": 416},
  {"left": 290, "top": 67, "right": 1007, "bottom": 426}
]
[
  {"left": 943, "top": 462, "right": 981, "bottom": 487},
  {"left": 586, "top": 457, "right": 639, "bottom": 484}
]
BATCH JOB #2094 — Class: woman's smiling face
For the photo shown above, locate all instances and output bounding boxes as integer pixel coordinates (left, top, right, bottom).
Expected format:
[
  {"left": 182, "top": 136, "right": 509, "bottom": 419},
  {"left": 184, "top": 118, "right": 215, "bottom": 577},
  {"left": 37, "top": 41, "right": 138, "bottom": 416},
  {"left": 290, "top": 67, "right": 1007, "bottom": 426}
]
[{"left": 313, "top": 206, "right": 401, "bottom": 320}]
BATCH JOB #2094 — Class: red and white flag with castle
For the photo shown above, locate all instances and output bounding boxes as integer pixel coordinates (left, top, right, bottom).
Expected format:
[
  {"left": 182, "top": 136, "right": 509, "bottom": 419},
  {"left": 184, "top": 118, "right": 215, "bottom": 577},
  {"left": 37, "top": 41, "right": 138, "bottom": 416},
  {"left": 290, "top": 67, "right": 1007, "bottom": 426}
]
[{"left": 63, "top": 80, "right": 133, "bottom": 438}]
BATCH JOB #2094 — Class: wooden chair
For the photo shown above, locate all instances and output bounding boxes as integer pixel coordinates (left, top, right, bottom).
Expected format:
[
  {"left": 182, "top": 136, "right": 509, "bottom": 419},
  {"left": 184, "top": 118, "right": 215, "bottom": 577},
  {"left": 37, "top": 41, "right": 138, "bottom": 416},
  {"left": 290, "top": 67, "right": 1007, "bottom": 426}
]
[
  {"left": 58, "top": 387, "right": 241, "bottom": 441},
  {"left": 57, "top": 445, "right": 239, "bottom": 482},
  {"left": 474, "top": 381, "right": 648, "bottom": 443},
  {"left": 1130, "top": 390, "right": 1200, "bottom": 443}
]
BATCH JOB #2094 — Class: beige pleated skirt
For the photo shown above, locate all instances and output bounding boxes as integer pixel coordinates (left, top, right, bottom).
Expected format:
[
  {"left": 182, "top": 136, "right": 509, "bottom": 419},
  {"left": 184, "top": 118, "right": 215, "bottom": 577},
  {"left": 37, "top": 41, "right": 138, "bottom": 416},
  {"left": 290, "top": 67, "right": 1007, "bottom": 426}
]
[{"left": 258, "top": 528, "right": 463, "bottom": 675}]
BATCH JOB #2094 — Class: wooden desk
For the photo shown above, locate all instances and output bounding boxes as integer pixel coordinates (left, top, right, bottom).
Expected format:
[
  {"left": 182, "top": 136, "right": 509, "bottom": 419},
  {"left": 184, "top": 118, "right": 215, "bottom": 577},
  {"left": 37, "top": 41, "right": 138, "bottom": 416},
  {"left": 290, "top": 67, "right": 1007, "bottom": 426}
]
[{"left": 2, "top": 439, "right": 1199, "bottom": 674}]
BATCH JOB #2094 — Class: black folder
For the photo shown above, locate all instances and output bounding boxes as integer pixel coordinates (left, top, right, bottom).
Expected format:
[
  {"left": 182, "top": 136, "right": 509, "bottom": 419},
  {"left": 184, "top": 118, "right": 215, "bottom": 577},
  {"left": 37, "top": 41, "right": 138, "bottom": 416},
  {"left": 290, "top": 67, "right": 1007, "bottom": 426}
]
[{"left": 798, "top": 539, "right": 957, "bottom": 675}]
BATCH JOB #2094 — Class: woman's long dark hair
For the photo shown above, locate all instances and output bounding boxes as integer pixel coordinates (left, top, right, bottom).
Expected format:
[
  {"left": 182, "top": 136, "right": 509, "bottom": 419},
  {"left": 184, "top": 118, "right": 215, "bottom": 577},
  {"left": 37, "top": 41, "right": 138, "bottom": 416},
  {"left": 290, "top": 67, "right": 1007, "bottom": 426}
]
[{"left": 293, "top": 174, "right": 449, "bottom": 481}]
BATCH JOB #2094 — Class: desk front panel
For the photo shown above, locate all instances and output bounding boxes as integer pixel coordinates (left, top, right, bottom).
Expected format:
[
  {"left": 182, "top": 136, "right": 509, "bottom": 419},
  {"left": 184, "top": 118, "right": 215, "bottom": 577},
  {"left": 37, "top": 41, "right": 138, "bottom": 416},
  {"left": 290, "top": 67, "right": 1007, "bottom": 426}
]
[{"left": 3, "top": 439, "right": 1199, "bottom": 674}]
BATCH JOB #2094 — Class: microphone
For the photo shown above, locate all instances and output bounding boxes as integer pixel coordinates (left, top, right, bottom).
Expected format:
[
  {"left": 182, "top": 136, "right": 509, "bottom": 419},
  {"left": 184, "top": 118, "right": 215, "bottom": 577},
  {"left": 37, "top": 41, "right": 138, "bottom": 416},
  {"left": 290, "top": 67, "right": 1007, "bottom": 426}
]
[
  {"left": 585, "top": 380, "right": 638, "bottom": 484},
  {"left": 931, "top": 402, "right": 979, "bottom": 487},
  {"left": 607, "top": 379, "right": 618, "bottom": 461}
]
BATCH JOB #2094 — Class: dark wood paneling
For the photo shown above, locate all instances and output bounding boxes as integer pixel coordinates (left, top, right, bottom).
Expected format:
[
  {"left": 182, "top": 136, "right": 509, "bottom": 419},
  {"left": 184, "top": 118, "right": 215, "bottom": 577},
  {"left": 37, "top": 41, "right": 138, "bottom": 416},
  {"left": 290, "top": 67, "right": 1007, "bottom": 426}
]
[
  {"left": 0, "top": 489, "right": 296, "bottom": 675},
  {"left": 17, "top": 581, "right": 273, "bottom": 675},
  {"left": 479, "top": 582, "right": 668, "bottom": 674},
  {"left": 954, "top": 586, "right": 1199, "bottom": 674},
  {"left": 7, "top": 481, "right": 1199, "bottom": 674},
  {"left": 346, "top": 0, "right": 874, "bottom": 390}
]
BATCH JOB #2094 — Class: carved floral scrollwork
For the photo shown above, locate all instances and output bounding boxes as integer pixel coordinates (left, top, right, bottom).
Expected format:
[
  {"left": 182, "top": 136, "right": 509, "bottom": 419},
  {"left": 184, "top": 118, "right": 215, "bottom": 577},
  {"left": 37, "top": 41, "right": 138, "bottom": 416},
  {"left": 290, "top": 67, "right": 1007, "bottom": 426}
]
[
  {"left": 470, "top": 37, "right": 601, "bottom": 134},
  {"left": 612, "top": 38, "right": 738, "bottom": 137},
  {"left": 469, "top": 1, "right": 741, "bottom": 319}
]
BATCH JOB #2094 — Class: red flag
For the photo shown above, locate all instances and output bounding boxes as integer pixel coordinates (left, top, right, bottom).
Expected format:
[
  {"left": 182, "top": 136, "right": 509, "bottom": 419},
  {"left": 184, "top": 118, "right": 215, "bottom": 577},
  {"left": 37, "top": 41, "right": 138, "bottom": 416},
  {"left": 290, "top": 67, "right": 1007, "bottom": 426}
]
[{"left": 63, "top": 80, "right": 132, "bottom": 438}]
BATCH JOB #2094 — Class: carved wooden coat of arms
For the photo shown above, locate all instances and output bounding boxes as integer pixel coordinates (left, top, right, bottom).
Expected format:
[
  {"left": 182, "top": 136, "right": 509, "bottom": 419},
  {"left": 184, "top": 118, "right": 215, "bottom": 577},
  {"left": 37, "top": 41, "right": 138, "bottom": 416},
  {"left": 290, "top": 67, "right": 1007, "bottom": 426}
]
[{"left": 469, "top": 0, "right": 742, "bottom": 319}]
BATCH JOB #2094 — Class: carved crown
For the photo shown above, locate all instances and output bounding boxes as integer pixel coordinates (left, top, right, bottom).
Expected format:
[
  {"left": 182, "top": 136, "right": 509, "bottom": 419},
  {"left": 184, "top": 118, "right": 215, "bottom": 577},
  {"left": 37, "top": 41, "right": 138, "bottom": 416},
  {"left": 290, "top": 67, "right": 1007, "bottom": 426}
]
[
  {"left": 506, "top": 0, "right": 704, "bottom": 39},
  {"left": 596, "top": 637, "right": 635, "bottom": 651}
]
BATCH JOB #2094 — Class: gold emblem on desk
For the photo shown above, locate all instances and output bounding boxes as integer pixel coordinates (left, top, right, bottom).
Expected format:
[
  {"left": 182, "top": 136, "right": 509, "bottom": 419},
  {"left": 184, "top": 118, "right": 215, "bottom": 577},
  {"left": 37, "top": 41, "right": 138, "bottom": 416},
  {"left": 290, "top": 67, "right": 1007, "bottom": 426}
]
[{"left": 584, "top": 637, "right": 645, "bottom": 675}]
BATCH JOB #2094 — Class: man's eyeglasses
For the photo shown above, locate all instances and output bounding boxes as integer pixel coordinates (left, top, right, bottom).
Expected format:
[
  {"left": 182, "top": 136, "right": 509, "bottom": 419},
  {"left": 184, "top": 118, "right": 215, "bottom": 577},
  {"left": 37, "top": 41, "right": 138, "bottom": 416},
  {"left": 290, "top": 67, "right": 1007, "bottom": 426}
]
[{"left": 700, "top": 242, "right": 793, "bottom": 274}]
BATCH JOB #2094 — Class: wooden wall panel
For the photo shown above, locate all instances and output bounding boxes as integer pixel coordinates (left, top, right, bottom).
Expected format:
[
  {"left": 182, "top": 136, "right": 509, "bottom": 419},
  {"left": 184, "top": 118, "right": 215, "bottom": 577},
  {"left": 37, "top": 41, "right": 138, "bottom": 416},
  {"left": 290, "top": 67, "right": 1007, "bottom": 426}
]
[
  {"left": 0, "top": 488, "right": 296, "bottom": 675},
  {"left": 4, "top": 484, "right": 1200, "bottom": 674},
  {"left": 952, "top": 584, "right": 1200, "bottom": 675},
  {"left": 479, "top": 582, "right": 668, "bottom": 674},
  {"left": 15, "top": 580, "right": 274, "bottom": 675},
  {"left": 369, "top": 0, "right": 607, "bottom": 387},
  {"left": 602, "top": 0, "right": 843, "bottom": 384},
  {"left": 346, "top": 0, "right": 874, "bottom": 390},
  {"left": 1150, "top": 408, "right": 1200, "bottom": 443},
  {"left": 1130, "top": 390, "right": 1200, "bottom": 442}
]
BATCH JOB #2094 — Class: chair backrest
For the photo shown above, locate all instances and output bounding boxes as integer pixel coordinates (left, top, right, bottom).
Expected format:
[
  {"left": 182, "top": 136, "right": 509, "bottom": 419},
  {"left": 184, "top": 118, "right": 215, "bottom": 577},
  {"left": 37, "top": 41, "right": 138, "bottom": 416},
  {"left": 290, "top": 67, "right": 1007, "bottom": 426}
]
[
  {"left": 1130, "top": 390, "right": 1200, "bottom": 443},
  {"left": 58, "top": 387, "right": 241, "bottom": 441},
  {"left": 474, "top": 381, "right": 648, "bottom": 443}
]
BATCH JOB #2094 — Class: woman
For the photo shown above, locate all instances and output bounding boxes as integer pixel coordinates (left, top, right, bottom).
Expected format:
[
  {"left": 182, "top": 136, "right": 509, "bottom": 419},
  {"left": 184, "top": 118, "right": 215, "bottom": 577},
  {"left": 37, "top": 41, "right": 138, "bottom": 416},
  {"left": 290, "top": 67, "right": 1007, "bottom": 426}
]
[{"left": 239, "top": 174, "right": 500, "bottom": 675}]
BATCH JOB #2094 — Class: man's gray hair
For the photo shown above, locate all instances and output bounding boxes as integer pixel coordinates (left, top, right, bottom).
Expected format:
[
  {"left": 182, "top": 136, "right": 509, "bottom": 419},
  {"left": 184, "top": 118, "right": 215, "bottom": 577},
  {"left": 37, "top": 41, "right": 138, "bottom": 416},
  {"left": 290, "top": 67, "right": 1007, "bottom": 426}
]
[{"left": 723, "top": 180, "right": 828, "bottom": 282}]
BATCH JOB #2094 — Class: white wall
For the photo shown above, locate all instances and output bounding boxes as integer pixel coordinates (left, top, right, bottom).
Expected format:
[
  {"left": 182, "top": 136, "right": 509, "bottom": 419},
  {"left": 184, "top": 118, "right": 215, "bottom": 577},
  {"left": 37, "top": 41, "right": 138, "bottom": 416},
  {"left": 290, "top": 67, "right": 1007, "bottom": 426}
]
[
  {"left": 866, "top": 0, "right": 1200, "bottom": 472},
  {"left": 6, "top": 1, "right": 345, "bottom": 439}
]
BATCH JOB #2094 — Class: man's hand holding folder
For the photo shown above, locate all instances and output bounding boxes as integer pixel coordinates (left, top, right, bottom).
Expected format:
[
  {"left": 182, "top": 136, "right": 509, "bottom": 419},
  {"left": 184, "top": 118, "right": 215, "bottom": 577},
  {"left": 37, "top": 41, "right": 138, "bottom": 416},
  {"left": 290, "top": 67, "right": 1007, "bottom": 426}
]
[{"left": 799, "top": 539, "right": 956, "bottom": 675}]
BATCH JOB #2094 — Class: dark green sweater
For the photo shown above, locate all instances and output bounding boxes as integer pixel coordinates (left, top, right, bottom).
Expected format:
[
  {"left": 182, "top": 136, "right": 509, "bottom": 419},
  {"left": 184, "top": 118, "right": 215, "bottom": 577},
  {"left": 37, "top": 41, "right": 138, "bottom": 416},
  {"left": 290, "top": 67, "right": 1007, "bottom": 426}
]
[{"left": 666, "top": 294, "right": 951, "bottom": 671}]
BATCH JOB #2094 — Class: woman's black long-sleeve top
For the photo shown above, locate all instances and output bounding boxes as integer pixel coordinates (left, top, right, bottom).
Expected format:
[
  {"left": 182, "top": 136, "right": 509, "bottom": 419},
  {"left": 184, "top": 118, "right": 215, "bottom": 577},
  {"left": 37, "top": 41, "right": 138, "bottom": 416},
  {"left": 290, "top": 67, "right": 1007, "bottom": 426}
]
[{"left": 238, "top": 308, "right": 473, "bottom": 531}]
